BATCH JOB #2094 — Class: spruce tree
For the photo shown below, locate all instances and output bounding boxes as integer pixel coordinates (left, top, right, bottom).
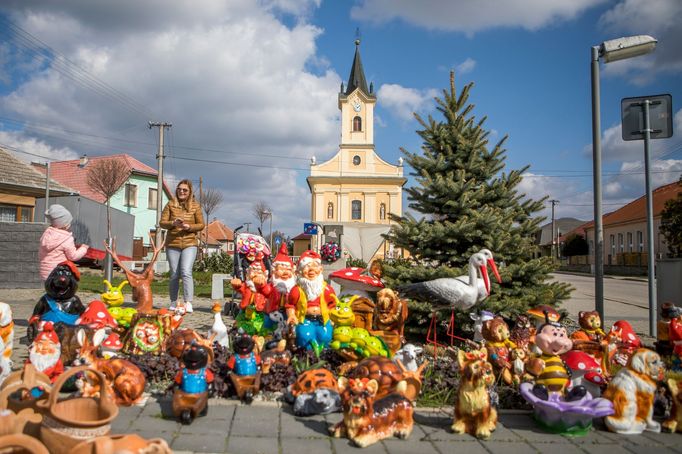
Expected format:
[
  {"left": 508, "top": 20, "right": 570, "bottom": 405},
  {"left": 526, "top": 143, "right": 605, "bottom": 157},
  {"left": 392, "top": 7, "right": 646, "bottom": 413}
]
[{"left": 384, "top": 72, "right": 571, "bottom": 336}]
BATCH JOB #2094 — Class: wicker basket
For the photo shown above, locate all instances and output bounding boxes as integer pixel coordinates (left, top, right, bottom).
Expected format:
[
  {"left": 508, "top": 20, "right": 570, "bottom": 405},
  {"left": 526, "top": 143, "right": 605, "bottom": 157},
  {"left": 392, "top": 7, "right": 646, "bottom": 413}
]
[{"left": 37, "top": 366, "right": 118, "bottom": 454}]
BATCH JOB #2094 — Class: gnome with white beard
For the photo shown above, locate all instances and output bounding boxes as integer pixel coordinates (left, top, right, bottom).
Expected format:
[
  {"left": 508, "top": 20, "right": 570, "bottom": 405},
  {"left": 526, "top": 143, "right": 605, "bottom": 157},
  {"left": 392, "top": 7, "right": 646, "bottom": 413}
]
[
  {"left": 264, "top": 244, "right": 296, "bottom": 334},
  {"left": 26, "top": 322, "right": 63, "bottom": 383}
]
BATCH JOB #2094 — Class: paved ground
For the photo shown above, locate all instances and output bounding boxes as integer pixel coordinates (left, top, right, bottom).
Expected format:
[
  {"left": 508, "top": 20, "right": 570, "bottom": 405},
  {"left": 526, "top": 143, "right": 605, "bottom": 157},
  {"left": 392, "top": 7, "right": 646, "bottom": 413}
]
[{"left": 2, "top": 273, "right": 676, "bottom": 453}]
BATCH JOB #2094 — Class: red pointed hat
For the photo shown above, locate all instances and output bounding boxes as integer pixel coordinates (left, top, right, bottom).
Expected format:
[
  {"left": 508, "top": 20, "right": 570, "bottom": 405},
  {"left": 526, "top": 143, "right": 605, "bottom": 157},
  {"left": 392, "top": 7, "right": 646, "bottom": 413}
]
[
  {"left": 273, "top": 243, "right": 293, "bottom": 267},
  {"left": 34, "top": 321, "right": 59, "bottom": 344},
  {"left": 58, "top": 260, "right": 81, "bottom": 281},
  {"left": 297, "top": 250, "right": 321, "bottom": 270}
]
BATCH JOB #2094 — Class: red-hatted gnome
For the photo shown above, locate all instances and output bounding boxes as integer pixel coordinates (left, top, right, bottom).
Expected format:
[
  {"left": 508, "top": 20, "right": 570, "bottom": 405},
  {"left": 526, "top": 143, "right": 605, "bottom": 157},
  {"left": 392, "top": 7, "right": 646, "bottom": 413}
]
[
  {"left": 27, "top": 322, "right": 63, "bottom": 383},
  {"left": 263, "top": 244, "right": 295, "bottom": 335},
  {"left": 286, "top": 250, "right": 338, "bottom": 354},
  {"left": 231, "top": 259, "right": 272, "bottom": 335}
]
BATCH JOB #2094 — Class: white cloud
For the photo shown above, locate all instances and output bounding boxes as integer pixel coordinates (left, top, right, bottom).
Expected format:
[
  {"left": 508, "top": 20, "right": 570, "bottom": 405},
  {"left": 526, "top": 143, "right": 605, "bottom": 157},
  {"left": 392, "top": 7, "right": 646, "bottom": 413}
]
[
  {"left": 377, "top": 84, "right": 438, "bottom": 121},
  {"left": 0, "top": 130, "right": 78, "bottom": 162},
  {"left": 455, "top": 58, "right": 476, "bottom": 75},
  {"left": 351, "top": 0, "right": 606, "bottom": 35},
  {"left": 517, "top": 172, "right": 594, "bottom": 221},
  {"left": 0, "top": 1, "right": 339, "bottom": 236}
]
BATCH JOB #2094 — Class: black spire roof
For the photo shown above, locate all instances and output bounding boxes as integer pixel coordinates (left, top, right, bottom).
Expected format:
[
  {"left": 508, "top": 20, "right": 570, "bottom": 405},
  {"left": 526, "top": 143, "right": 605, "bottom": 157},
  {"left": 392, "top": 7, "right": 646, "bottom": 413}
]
[{"left": 345, "top": 39, "right": 370, "bottom": 96}]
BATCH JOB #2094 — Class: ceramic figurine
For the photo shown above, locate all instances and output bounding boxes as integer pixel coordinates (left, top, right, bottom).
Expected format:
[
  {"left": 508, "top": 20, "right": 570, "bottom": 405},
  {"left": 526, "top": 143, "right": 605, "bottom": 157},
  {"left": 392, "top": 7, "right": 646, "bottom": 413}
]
[
  {"left": 260, "top": 339, "right": 291, "bottom": 374},
  {"left": 26, "top": 322, "right": 63, "bottom": 383},
  {"left": 101, "top": 280, "right": 128, "bottom": 307},
  {"left": 482, "top": 316, "right": 517, "bottom": 385},
  {"left": 374, "top": 288, "right": 408, "bottom": 352},
  {"left": 122, "top": 313, "right": 172, "bottom": 356},
  {"left": 328, "top": 263, "right": 385, "bottom": 300},
  {"left": 509, "top": 314, "right": 535, "bottom": 353},
  {"left": 393, "top": 344, "right": 423, "bottom": 372},
  {"left": 28, "top": 261, "right": 85, "bottom": 342},
  {"left": 329, "top": 296, "right": 362, "bottom": 359},
  {"left": 603, "top": 348, "right": 664, "bottom": 434},
  {"left": 264, "top": 243, "right": 295, "bottom": 332},
  {"left": 394, "top": 359, "right": 428, "bottom": 402},
  {"left": 231, "top": 259, "right": 272, "bottom": 335},
  {"left": 100, "top": 332, "right": 123, "bottom": 359},
  {"left": 469, "top": 310, "right": 495, "bottom": 343},
  {"left": 107, "top": 307, "right": 137, "bottom": 329},
  {"left": 348, "top": 356, "right": 414, "bottom": 400},
  {"left": 663, "top": 378, "right": 682, "bottom": 433},
  {"left": 668, "top": 316, "right": 682, "bottom": 370},
  {"left": 330, "top": 376, "right": 414, "bottom": 448},
  {"left": 75, "top": 300, "right": 118, "bottom": 331},
  {"left": 656, "top": 302, "right": 682, "bottom": 355},
  {"left": 227, "top": 333, "right": 262, "bottom": 404},
  {"left": 208, "top": 303, "right": 229, "bottom": 348},
  {"left": 103, "top": 235, "right": 164, "bottom": 313},
  {"left": 294, "top": 388, "right": 342, "bottom": 416},
  {"left": 0, "top": 303, "right": 13, "bottom": 385},
  {"left": 605, "top": 320, "right": 642, "bottom": 371},
  {"left": 451, "top": 347, "right": 496, "bottom": 439},
  {"left": 571, "top": 311, "right": 606, "bottom": 343},
  {"left": 287, "top": 368, "right": 338, "bottom": 399},
  {"left": 166, "top": 329, "right": 204, "bottom": 359},
  {"left": 172, "top": 342, "right": 213, "bottom": 424},
  {"left": 561, "top": 350, "right": 607, "bottom": 397},
  {"left": 74, "top": 329, "right": 146, "bottom": 406},
  {"left": 285, "top": 250, "right": 338, "bottom": 353}
]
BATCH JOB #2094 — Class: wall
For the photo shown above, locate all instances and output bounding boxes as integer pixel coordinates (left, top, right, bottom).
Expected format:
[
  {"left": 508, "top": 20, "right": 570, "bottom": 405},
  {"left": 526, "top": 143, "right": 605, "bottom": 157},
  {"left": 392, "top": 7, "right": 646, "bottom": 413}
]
[
  {"left": 0, "top": 222, "right": 45, "bottom": 288},
  {"left": 109, "top": 174, "right": 169, "bottom": 244}
]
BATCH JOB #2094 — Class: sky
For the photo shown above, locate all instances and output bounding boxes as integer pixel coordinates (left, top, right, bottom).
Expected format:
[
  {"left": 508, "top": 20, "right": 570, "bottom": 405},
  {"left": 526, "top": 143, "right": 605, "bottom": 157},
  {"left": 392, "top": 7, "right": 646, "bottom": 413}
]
[{"left": 0, "top": 0, "right": 680, "bottom": 239}]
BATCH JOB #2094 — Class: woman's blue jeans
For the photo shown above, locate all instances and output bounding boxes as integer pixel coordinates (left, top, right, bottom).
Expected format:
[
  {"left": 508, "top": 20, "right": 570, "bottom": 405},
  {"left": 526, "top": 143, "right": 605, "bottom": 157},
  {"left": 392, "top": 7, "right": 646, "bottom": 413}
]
[{"left": 167, "top": 246, "right": 197, "bottom": 303}]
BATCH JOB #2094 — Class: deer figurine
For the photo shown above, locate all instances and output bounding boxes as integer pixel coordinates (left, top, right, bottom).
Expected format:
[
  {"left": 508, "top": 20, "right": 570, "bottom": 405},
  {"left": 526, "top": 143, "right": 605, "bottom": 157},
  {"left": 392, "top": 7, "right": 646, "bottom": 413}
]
[
  {"left": 74, "top": 328, "right": 146, "bottom": 406},
  {"left": 395, "top": 359, "right": 429, "bottom": 402},
  {"left": 104, "top": 235, "right": 165, "bottom": 313}
]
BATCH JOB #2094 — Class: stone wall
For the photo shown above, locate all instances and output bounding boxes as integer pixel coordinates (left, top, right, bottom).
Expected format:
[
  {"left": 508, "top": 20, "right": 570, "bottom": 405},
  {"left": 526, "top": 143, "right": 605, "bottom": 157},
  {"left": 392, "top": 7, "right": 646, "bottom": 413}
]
[{"left": 0, "top": 222, "right": 46, "bottom": 289}]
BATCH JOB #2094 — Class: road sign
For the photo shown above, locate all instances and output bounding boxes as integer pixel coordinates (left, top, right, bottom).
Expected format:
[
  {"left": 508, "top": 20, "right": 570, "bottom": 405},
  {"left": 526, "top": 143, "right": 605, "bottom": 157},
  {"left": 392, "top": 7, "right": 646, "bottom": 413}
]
[
  {"left": 621, "top": 94, "right": 673, "bottom": 141},
  {"left": 274, "top": 236, "right": 282, "bottom": 246},
  {"left": 303, "top": 223, "right": 318, "bottom": 235}
]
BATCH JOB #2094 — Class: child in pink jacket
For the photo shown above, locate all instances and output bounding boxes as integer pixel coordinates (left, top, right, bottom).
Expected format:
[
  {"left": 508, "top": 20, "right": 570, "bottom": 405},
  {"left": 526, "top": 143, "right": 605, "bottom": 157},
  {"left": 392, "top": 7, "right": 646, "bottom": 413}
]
[{"left": 39, "top": 204, "right": 89, "bottom": 281}]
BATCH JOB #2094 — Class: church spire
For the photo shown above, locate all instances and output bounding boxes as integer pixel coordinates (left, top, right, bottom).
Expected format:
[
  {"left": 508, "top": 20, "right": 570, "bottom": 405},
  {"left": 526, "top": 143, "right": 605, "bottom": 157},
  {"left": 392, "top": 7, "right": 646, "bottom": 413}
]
[{"left": 345, "top": 39, "right": 370, "bottom": 96}]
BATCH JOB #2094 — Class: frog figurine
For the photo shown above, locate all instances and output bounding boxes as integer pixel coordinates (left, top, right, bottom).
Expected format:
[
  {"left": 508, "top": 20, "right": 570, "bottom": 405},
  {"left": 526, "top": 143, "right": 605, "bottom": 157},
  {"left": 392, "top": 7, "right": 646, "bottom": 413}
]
[{"left": 108, "top": 306, "right": 137, "bottom": 328}]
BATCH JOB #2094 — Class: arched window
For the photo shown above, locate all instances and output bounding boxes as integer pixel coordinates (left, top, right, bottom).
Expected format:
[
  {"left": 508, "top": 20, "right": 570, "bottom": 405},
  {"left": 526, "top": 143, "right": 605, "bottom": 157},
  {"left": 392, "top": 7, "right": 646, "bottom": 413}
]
[
  {"left": 327, "top": 202, "right": 334, "bottom": 219},
  {"left": 379, "top": 203, "right": 386, "bottom": 220},
  {"left": 351, "top": 200, "right": 362, "bottom": 220},
  {"left": 352, "top": 116, "right": 362, "bottom": 132}
]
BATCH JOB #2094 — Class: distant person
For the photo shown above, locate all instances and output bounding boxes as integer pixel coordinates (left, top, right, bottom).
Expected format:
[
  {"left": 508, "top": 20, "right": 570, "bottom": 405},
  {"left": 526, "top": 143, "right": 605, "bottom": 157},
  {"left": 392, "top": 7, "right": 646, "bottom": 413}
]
[
  {"left": 160, "top": 179, "right": 204, "bottom": 313},
  {"left": 39, "top": 204, "right": 89, "bottom": 281}
]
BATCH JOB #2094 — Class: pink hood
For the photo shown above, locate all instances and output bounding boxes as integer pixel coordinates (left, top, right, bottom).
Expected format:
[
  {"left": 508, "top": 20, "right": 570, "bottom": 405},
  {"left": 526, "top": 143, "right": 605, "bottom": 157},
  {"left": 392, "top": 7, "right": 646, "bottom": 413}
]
[
  {"left": 40, "top": 227, "right": 72, "bottom": 252},
  {"left": 39, "top": 226, "right": 87, "bottom": 281}
]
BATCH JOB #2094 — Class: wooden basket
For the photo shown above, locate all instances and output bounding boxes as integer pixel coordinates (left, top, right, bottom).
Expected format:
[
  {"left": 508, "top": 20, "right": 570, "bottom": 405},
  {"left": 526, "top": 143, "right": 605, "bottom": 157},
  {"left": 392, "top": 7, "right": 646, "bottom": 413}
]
[
  {"left": 69, "top": 434, "right": 172, "bottom": 454},
  {"left": 37, "top": 366, "right": 118, "bottom": 454},
  {"left": 0, "top": 365, "right": 51, "bottom": 437}
]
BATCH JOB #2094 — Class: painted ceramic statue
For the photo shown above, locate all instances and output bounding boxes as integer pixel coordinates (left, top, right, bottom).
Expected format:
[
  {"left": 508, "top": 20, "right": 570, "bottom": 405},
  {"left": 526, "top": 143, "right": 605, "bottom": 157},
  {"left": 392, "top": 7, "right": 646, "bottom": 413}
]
[{"left": 173, "top": 342, "right": 214, "bottom": 424}]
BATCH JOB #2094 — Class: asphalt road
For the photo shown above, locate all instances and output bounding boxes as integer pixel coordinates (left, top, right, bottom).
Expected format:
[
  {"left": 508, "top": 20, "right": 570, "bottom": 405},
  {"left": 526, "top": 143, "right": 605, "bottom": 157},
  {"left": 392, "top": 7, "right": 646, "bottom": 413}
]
[{"left": 550, "top": 272, "right": 653, "bottom": 337}]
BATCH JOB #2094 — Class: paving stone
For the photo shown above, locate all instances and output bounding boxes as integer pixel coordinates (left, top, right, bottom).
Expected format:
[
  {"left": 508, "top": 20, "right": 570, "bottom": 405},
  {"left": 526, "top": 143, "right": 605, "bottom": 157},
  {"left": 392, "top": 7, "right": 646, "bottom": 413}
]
[
  {"left": 331, "top": 437, "right": 386, "bottom": 453},
  {"left": 640, "top": 430, "right": 682, "bottom": 447},
  {"left": 203, "top": 404, "right": 237, "bottom": 421},
  {"left": 282, "top": 437, "right": 332, "bottom": 454},
  {"left": 481, "top": 441, "right": 540, "bottom": 454},
  {"left": 178, "top": 418, "right": 231, "bottom": 435},
  {"left": 432, "top": 440, "right": 489, "bottom": 454},
  {"left": 280, "top": 412, "right": 329, "bottom": 438},
  {"left": 604, "top": 432, "right": 664, "bottom": 446},
  {"left": 230, "top": 406, "right": 281, "bottom": 437},
  {"left": 129, "top": 429, "right": 176, "bottom": 445},
  {"left": 622, "top": 445, "right": 679, "bottom": 454},
  {"left": 382, "top": 439, "right": 442, "bottom": 454},
  {"left": 171, "top": 432, "right": 228, "bottom": 453},
  {"left": 133, "top": 415, "right": 181, "bottom": 432},
  {"left": 226, "top": 436, "right": 279, "bottom": 454},
  {"left": 528, "top": 442, "right": 586, "bottom": 453},
  {"left": 565, "top": 429, "right": 618, "bottom": 444}
]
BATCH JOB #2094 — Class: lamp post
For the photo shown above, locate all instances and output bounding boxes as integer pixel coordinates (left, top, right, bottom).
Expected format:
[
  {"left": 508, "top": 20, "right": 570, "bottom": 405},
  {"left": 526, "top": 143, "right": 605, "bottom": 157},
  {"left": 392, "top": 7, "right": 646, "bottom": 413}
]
[
  {"left": 591, "top": 35, "right": 657, "bottom": 322},
  {"left": 263, "top": 210, "right": 273, "bottom": 248}
]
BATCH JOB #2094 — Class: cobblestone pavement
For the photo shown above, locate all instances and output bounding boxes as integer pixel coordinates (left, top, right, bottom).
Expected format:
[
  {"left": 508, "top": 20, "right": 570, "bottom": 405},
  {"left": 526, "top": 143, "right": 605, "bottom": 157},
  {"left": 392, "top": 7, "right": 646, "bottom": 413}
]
[{"left": 1, "top": 286, "right": 677, "bottom": 453}]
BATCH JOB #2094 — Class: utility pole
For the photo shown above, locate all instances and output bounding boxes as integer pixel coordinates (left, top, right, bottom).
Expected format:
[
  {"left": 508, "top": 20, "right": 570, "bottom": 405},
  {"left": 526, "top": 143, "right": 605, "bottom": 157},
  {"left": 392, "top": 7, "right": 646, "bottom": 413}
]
[
  {"left": 149, "top": 121, "right": 172, "bottom": 249},
  {"left": 244, "top": 222, "right": 251, "bottom": 233},
  {"left": 199, "top": 176, "right": 204, "bottom": 257},
  {"left": 549, "top": 199, "right": 559, "bottom": 260}
]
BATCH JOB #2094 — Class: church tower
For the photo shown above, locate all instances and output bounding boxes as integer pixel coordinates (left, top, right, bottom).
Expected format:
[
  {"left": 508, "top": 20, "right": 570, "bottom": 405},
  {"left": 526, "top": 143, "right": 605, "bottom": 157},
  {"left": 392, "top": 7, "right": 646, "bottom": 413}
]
[{"left": 307, "top": 39, "right": 405, "bottom": 261}]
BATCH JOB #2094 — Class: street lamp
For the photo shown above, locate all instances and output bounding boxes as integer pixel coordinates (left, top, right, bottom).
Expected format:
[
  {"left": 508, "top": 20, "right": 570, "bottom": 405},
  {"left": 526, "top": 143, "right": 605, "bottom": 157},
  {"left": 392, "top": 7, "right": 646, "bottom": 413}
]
[
  {"left": 263, "top": 210, "right": 273, "bottom": 249},
  {"left": 591, "top": 35, "right": 657, "bottom": 323}
]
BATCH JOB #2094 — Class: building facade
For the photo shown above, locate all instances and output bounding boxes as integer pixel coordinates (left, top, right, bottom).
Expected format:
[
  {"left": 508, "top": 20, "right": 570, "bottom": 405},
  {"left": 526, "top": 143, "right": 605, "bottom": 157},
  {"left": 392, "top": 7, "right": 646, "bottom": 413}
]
[{"left": 306, "top": 41, "right": 406, "bottom": 261}]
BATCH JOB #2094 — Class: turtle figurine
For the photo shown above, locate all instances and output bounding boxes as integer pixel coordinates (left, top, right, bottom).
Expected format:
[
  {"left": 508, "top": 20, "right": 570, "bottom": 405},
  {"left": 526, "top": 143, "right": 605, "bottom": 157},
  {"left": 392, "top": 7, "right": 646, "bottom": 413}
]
[{"left": 348, "top": 356, "right": 405, "bottom": 399}]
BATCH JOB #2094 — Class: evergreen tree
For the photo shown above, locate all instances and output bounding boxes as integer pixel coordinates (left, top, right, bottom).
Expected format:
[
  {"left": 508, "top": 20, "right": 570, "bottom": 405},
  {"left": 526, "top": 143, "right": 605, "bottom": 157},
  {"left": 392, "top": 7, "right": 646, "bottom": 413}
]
[
  {"left": 660, "top": 175, "right": 682, "bottom": 258},
  {"left": 384, "top": 72, "right": 571, "bottom": 336}
]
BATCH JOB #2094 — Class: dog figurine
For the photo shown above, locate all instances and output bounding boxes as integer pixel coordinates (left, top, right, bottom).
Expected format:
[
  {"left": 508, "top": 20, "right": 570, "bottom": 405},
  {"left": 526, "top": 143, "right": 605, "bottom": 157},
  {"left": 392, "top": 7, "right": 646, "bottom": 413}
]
[
  {"left": 663, "top": 378, "right": 682, "bottom": 433},
  {"left": 330, "top": 376, "right": 414, "bottom": 447},
  {"left": 452, "top": 347, "right": 497, "bottom": 439},
  {"left": 603, "top": 348, "right": 664, "bottom": 434}
]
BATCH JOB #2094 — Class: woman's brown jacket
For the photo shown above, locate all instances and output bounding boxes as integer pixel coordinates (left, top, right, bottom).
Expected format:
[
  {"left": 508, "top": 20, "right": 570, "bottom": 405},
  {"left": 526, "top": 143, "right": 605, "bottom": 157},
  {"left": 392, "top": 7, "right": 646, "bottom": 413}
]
[{"left": 159, "top": 198, "right": 205, "bottom": 249}]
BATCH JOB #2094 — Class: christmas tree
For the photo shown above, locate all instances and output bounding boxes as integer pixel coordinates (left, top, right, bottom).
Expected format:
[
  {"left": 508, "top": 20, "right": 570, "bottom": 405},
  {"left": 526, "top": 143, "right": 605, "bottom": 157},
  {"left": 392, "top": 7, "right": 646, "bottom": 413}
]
[{"left": 384, "top": 72, "right": 571, "bottom": 336}]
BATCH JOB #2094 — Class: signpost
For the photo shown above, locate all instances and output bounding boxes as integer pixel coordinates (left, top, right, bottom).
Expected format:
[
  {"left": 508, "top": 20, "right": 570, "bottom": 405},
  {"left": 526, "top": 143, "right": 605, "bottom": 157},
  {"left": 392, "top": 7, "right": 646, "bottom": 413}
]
[
  {"left": 621, "top": 94, "right": 673, "bottom": 337},
  {"left": 303, "top": 223, "right": 318, "bottom": 235}
]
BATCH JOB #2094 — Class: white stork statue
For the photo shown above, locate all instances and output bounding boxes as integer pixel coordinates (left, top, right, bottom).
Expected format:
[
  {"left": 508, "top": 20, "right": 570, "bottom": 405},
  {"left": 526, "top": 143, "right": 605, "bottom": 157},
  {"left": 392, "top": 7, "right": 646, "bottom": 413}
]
[{"left": 455, "top": 248, "right": 502, "bottom": 303}]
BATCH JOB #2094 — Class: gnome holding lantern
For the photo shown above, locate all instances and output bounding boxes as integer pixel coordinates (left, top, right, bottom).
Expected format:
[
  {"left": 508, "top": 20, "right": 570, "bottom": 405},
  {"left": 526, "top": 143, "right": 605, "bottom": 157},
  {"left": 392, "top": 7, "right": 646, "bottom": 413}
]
[
  {"left": 286, "top": 250, "right": 339, "bottom": 353},
  {"left": 26, "top": 322, "right": 63, "bottom": 383}
]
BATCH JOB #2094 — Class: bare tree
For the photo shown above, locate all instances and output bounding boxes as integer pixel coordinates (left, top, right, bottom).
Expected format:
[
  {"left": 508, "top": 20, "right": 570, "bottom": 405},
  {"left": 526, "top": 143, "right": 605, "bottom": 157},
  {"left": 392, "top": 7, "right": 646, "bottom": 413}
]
[
  {"left": 86, "top": 158, "right": 129, "bottom": 238},
  {"left": 200, "top": 187, "right": 223, "bottom": 248},
  {"left": 252, "top": 200, "right": 272, "bottom": 233}
]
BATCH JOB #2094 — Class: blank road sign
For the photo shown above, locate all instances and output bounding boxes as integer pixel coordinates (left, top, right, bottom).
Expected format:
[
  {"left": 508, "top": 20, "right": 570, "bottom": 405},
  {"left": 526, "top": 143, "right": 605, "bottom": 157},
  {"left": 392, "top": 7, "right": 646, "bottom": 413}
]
[{"left": 621, "top": 94, "right": 673, "bottom": 141}]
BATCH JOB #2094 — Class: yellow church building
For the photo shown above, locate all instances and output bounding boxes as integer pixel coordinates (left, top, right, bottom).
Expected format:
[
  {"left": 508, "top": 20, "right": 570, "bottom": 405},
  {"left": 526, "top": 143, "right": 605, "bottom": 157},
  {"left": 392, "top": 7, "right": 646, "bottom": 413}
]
[{"left": 305, "top": 40, "right": 406, "bottom": 263}]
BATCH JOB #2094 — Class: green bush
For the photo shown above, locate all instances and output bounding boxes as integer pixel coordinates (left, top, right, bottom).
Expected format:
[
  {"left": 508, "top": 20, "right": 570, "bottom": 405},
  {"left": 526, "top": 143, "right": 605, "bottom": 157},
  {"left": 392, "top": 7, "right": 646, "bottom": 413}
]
[
  {"left": 346, "top": 257, "right": 367, "bottom": 268},
  {"left": 193, "top": 251, "right": 234, "bottom": 274}
]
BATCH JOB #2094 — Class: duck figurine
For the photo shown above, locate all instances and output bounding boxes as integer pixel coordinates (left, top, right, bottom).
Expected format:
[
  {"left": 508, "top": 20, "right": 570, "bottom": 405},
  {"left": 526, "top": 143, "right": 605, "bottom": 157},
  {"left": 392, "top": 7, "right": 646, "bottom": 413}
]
[{"left": 208, "top": 302, "right": 229, "bottom": 349}]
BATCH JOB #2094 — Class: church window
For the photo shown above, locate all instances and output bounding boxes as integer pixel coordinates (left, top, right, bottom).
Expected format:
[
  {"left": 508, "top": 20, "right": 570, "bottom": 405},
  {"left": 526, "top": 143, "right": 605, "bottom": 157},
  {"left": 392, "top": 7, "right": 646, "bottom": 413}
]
[
  {"left": 327, "top": 202, "right": 334, "bottom": 219},
  {"left": 351, "top": 200, "right": 362, "bottom": 220},
  {"left": 379, "top": 203, "right": 386, "bottom": 220},
  {"left": 352, "top": 116, "right": 362, "bottom": 132},
  {"left": 352, "top": 155, "right": 361, "bottom": 166}
]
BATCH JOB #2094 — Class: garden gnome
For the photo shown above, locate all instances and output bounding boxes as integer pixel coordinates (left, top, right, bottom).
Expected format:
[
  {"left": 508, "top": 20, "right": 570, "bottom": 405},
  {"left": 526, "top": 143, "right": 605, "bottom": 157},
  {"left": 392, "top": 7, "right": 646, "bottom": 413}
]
[
  {"left": 231, "top": 260, "right": 273, "bottom": 334},
  {"left": 173, "top": 342, "right": 214, "bottom": 424},
  {"left": 268, "top": 243, "right": 296, "bottom": 312},
  {"left": 26, "top": 322, "right": 63, "bottom": 383},
  {"left": 286, "top": 250, "right": 338, "bottom": 353}
]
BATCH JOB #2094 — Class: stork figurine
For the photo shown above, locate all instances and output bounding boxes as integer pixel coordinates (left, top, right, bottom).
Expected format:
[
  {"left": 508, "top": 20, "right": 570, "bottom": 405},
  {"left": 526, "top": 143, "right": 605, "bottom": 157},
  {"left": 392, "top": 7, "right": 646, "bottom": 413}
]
[
  {"left": 396, "top": 252, "right": 491, "bottom": 311},
  {"left": 455, "top": 249, "right": 502, "bottom": 303}
]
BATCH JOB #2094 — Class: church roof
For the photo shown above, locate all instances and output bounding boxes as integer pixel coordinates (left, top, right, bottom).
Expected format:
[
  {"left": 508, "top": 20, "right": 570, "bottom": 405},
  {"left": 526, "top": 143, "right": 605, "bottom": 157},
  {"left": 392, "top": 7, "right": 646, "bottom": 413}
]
[{"left": 345, "top": 40, "right": 371, "bottom": 96}]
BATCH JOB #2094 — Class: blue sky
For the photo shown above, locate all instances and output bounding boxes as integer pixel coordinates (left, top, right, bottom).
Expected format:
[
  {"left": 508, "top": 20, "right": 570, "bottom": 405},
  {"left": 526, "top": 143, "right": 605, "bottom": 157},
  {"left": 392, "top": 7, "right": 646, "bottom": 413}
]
[{"left": 0, "top": 0, "right": 680, "bottom": 237}]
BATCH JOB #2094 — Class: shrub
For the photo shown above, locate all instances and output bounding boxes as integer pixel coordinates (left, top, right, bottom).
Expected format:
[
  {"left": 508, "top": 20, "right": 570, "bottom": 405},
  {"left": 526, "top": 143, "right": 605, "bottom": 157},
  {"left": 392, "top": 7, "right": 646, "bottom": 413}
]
[{"left": 194, "top": 251, "right": 233, "bottom": 273}]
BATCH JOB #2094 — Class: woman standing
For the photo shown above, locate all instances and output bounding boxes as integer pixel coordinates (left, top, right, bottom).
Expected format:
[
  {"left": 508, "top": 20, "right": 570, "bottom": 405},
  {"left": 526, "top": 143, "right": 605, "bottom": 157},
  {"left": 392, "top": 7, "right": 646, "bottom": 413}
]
[{"left": 160, "top": 179, "right": 204, "bottom": 313}]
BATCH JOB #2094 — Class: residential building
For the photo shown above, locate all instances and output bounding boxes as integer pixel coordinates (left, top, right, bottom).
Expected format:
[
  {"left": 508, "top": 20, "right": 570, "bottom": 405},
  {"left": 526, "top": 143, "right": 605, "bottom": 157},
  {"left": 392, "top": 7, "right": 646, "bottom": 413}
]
[
  {"left": 583, "top": 181, "right": 681, "bottom": 266},
  {"left": 533, "top": 217, "right": 586, "bottom": 258},
  {"left": 306, "top": 40, "right": 406, "bottom": 263},
  {"left": 35, "top": 154, "right": 172, "bottom": 246},
  {"left": 204, "top": 219, "right": 234, "bottom": 255}
]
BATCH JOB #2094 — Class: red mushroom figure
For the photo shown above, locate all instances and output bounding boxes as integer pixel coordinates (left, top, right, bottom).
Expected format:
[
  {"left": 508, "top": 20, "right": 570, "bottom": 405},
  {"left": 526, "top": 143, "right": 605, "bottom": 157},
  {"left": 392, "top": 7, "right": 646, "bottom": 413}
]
[
  {"left": 561, "top": 350, "right": 607, "bottom": 398},
  {"left": 101, "top": 332, "right": 123, "bottom": 358},
  {"left": 329, "top": 267, "right": 384, "bottom": 298},
  {"left": 76, "top": 300, "right": 118, "bottom": 330}
]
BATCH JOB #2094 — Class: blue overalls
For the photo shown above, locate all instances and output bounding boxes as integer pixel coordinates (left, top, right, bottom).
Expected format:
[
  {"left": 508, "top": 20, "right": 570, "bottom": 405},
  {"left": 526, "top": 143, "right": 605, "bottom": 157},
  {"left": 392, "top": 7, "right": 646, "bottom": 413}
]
[
  {"left": 41, "top": 296, "right": 79, "bottom": 325},
  {"left": 234, "top": 353, "right": 257, "bottom": 376},
  {"left": 180, "top": 368, "right": 208, "bottom": 393}
]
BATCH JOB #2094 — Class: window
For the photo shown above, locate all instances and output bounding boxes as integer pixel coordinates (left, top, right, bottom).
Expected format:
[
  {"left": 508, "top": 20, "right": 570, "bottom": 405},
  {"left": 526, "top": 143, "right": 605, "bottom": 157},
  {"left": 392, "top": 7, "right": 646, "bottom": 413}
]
[
  {"left": 327, "top": 202, "right": 334, "bottom": 219},
  {"left": 148, "top": 188, "right": 158, "bottom": 210},
  {"left": 124, "top": 183, "right": 138, "bottom": 207},
  {"left": 637, "top": 231, "right": 643, "bottom": 252},
  {"left": 227, "top": 242, "right": 234, "bottom": 252},
  {"left": 627, "top": 232, "right": 633, "bottom": 252},
  {"left": 0, "top": 205, "right": 16, "bottom": 222},
  {"left": 351, "top": 200, "right": 362, "bottom": 220},
  {"left": 379, "top": 203, "right": 386, "bottom": 220},
  {"left": 352, "top": 116, "right": 362, "bottom": 132},
  {"left": 352, "top": 155, "right": 361, "bottom": 166},
  {"left": 618, "top": 233, "right": 624, "bottom": 252},
  {"left": 610, "top": 235, "right": 615, "bottom": 255}
]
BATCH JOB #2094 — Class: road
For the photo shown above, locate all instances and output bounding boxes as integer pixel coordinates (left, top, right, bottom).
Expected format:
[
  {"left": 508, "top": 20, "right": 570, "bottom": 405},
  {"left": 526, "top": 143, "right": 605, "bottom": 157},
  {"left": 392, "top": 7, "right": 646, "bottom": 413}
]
[{"left": 550, "top": 272, "right": 653, "bottom": 337}]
